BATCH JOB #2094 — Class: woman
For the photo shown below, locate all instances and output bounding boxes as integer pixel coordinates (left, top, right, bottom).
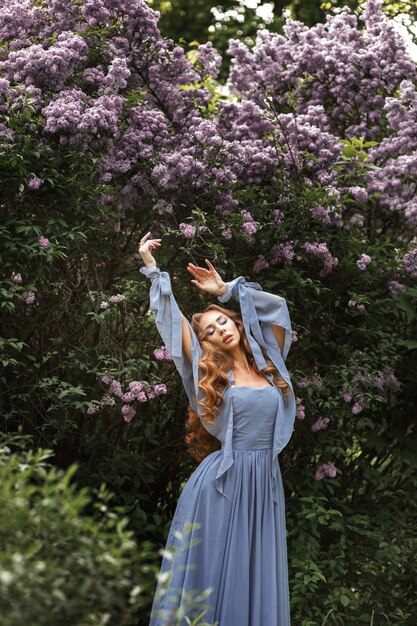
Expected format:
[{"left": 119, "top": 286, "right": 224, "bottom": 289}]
[{"left": 139, "top": 231, "right": 296, "bottom": 626}]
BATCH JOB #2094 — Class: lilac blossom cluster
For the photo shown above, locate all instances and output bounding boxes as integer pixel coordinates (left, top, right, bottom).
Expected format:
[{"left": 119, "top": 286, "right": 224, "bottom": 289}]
[
  {"left": 196, "top": 42, "right": 222, "bottom": 79},
  {"left": 240, "top": 210, "right": 258, "bottom": 245},
  {"left": 340, "top": 367, "right": 399, "bottom": 414},
  {"left": 28, "top": 176, "right": 42, "bottom": 190},
  {"left": 315, "top": 462, "right": 337, "bottom": 481},
  {"left": 227, "top": 0, "right": 417, "bottom": 230},
  {"left": 37, "top": 235, "right": 50, "bottom": 248},
  {"left": 356, "top": 254, "right": 372, "bottom": 271},
  {"left": 311, "top": 417, "right": 330, "bottom": 432},
  {"left": 153, "top": 346, "right": 173, "bottom": 361},
  {"left": 269, "top": 242, "right": 295, "bottom": 266},
  {"left": 179, "top": 223, "right": 196, "bottom": 239},
  {"left": 1, "top": 0, "right": 416, "bottom": 257},
  {"left": 388, "top": 280, "right": 406, "bottom": 296},
  {"left": 11, "top": 271, "right": 22, "bottom": 283},
  {"left": 0, "top": 31, "right": 88, "bottom": 91},
  {"left": 99, "top": 293, "right": 125, "bottom": 309},
  {"left": 93, "top": 374, "right": 167, "bottom": 421},
  {"left": 348, "top": 299, "right": 365, "bottom": 312},
  {"left": 296, "top": 372, "right": 324, "bottom": 389},
  {"left": 402, "top": 246, "right": 417, "bottom": 277},
  {"left": 253, "top": 255, "right": 269, "bottom": 274},
  {"left": 302, "top": 242, "right": 339, "bottom": 278},
  {"left": 296, "top": 397, "right": 305, "bottom": 420}
]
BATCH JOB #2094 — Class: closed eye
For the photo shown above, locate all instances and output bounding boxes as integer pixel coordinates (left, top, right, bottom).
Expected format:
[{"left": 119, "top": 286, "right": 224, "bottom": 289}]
[{"left": 206, "top": 316, "right": 227, "bottom": 336}]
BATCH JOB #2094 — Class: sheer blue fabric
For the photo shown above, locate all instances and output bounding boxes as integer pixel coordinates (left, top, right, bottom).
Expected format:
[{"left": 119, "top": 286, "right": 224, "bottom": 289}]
[{"left": 140, "top": 265, "right": 295, "bottom": 625}]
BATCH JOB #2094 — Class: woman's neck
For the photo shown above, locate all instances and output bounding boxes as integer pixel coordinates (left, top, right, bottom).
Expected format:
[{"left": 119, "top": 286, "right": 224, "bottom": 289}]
[{"left": 232, "top": 359, "right": 253, "bottom": 375}]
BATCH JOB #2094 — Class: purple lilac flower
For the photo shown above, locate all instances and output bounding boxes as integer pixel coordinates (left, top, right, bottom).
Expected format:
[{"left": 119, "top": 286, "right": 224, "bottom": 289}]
[
  {"left": 101, "top": 375, "right": 112, "bottom": 384},
  {"left": 100, "top": 301, "right": 109, "bottom": 309},
  {"left": 87, "top": 405, "right": 100, "bottom": 414},
  {"left": 348, "top": 186, "right": 368, "bottom": 202},
  {"left": 352, "top": 396, "right": 365, "bottom": 414},
  {"left": 311, "top": 417, "right": 330, "bottom": 432},
  {"left": 270, "top": 242, "right": 295, "bottom": 266},
  {"left": 122, "top": 404, "right": 136, "bottom": 423},
  {"left": 297, "top": 378, "right": 310, "bottom": 389},
  {"left": 109, "top": 380, "right": 123, "bottom": 397},
  {"left": 357, "top": 253, "right": 372, "bottom": 270},
  {"left": 291, "top": 331, "right": 298, "bottom": 342},
  {"left": 388, "top": 280, "right": 406, "bottom": 295},
  {"left": 197, "top": 42, "right": 222, "bottom": 79},
  {"left": 153, "top": 383, "right": 167, "bottom": 396},
  {"left": 402, "top": 247, "right": 417, "bottom": 277},
  {"left": 2, "top": 32, "right": 88, "bottom": 91},
  {"left": 102, "top": 57, "right": 131, "bottom": 93},
  {"left": 25, "top": 291, "right": 36, "bottom": 304},
  {"left": 136, "top": 391, "right": 147, "bottom": 402},
  {"left": 101, "top": 394, "right": 115, "bottom": 406},
  {"left": 220, "top": 227, "right": 232, "bottom": 240},
  {"left": 241, "top": 210, "right": 253, "bottom": 222},
  {"left": 28, "top": 176, "right": 42, "bottom": 190},
  {"left": 303, "top": 242, "right": 338, "bottom": 277},
  {"left": 310, "top": 204, "right": 331, "bottom": 224},
  {"left": 37, "top": 235, "right": 50, "bottom": 248},
  {"left": 350, "top": 213, "right": 364, "bottom": 227},
  {"left": 272, "top": 209, "right": 284, "bottom": 228},
  {"left": 296, "top": 398, "right": 305, "bottom": 420},
  {"left": 179, "top": 223, "right": 197, "bottom": 239},
  {"left": 253, "top": 255, "right": 269, "bottom": 274},
  {"left": 11, "top": 271, "right": 22, "bottom": 283},
  {"left": 109, "top": 294, "right": 125, "bottom": 303},
  {"left": 315, "top": 462, "right": 337, "bottom": 480},
  {"left": 242, "top": 221, "right": 257, "bottom": 235},
  {"left": 348, "top": 299, "right": 365, "bottom": 312},
  {"left": 129, "top": 381, "right": 144, "bottom": 394},
  {"left": 341, "top": 388, "right": 352, "bottom": 402},
  {"left": 312, "top": 372, "right": 324, "bottom": 386},
  {"left": 153, "top": 346, "right": 173, "bottom": 361},
  {"left": 121, "top": 391, "right": 136, "bottom": 402},
  {"left": 147, "top": 389, "right": 156, "bottom": 400}
]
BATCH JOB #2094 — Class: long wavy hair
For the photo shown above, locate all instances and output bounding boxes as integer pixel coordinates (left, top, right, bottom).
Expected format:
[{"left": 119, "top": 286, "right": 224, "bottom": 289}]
[{"left": 184, "top": 303, "right": 292, "bottom": 462}]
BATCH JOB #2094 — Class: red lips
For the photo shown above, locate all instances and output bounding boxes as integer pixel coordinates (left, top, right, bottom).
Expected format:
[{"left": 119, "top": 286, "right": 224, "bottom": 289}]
[{"left": 223, "top": 334, "right": 233, "bottom": 343}]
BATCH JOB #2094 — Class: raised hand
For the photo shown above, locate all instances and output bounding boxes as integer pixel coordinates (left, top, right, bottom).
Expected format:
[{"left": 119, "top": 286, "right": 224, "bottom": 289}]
[
  {"left": 187, "top": 259, "right": 227, "bottom": 296},
  {"left": 138, "top": 231, "right": 162, "bottom": 268}
]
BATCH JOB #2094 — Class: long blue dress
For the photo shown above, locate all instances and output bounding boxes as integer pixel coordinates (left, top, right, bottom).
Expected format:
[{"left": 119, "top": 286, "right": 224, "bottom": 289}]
[{"left": 140, "top": 265, "right": 296, "bottom": 626}]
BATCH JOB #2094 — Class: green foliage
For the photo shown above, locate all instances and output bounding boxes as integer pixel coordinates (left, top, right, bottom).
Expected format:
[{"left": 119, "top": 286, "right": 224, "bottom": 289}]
[{"left": 0, "top": 432, "right": 150, "bottom": 626}]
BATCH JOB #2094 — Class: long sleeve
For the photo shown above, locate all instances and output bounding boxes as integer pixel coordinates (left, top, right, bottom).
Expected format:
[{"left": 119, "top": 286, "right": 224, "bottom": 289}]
[{"left": 140, "top": 265, "right": 203, "bottom": 413}]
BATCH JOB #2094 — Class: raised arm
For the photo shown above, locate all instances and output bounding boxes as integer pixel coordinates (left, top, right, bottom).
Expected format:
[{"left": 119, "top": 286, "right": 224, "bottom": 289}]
[
  {"left": 186, "top": 260, "right": 292, "bottom": 376},
  {"left": 139, "top": 232, "right": 192, "bottom": 363},
  {"left": 138, "top": 233, "right": 202, "bottom": 410},
  {"left": 217, "top": 276, "right": 292, "bottom": 362}
]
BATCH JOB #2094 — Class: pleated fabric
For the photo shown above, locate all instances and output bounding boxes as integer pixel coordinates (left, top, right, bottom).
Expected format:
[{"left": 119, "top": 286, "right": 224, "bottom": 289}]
[{"left": 149, "top": 384, "right": 291, "bottom": 626}]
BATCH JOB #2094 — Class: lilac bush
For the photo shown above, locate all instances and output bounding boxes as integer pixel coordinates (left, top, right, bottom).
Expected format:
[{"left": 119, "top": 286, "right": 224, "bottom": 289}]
[{"left": 1, "top": 0, "right": 416, "bottom": 622}]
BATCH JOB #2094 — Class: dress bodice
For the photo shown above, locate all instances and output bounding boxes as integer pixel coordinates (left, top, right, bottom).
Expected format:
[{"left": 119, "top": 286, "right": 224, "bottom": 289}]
[{"left": 231, "top": 386, "right": 280, "bottom": 449}]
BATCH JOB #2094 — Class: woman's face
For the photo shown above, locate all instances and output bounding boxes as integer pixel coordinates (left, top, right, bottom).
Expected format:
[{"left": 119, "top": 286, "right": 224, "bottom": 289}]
[{"left": 199, "top": 311, "right": 240, "bottom": 350}]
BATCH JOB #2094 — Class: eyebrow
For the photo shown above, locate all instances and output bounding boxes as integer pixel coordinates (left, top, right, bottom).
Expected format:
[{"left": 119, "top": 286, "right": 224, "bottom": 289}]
[{"left": 203, "top": 315, "right": 224, "bottom": 332}]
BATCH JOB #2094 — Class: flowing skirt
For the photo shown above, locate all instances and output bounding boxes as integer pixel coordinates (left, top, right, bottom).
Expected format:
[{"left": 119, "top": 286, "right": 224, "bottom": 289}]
[{"left": 149, "top": 448, "right": 291, "bottom": 626}]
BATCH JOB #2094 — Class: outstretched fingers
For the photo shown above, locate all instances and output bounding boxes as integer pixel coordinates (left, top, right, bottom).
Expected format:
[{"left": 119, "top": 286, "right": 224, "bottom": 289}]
[
  {"left": 205, "top": 259, "right": 217, "bottom": 272},
  {"left": 187, "top": 263, "right": 209, "bottom": 277}
]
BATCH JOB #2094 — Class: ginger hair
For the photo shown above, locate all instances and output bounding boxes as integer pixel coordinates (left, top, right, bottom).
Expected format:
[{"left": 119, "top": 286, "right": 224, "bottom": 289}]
[{"left": 184, "top": 303, "right": 292, "bottom": 462}]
